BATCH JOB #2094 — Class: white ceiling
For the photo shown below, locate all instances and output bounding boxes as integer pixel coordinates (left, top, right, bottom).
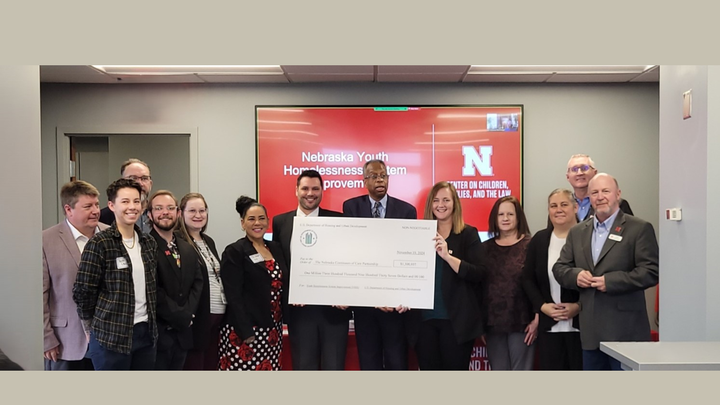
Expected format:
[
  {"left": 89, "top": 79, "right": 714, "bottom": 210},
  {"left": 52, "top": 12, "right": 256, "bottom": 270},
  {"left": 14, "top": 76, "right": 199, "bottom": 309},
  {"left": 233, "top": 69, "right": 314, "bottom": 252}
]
[{"left": 40, "top": 65, "right": 660, "bottom": 84}]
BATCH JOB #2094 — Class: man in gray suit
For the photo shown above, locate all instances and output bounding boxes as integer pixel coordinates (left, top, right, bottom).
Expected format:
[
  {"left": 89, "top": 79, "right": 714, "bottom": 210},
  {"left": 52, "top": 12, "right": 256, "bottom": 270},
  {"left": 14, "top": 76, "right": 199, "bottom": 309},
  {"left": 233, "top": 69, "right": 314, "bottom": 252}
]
[
  {"left": 43, "top": 180, "right": 109, "bottom": 370},
  {"left": 553, "top": 173, "right": 658, "bottom": 370}
]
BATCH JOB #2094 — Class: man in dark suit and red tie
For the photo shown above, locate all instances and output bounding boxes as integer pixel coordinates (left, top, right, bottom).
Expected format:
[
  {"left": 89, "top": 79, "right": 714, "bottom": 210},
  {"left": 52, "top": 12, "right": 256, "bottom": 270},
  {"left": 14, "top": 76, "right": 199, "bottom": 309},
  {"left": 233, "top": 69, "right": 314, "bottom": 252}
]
[
  {"left": 553, "top": 173, "right": 658, "bottom": 370},
  {"left": 272, "top": 169, "right": 349, "bottom": 370},
  {"left": 342, "top": 159, "right": 417, "bottom": 370}
]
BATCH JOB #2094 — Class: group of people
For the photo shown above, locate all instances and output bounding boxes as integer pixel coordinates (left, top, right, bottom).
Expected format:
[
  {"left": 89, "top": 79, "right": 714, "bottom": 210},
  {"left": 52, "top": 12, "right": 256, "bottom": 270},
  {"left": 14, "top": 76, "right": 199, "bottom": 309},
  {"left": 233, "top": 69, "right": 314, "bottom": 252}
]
[{"left": 42, "top": 154, "right": 658, "bottom": 371}]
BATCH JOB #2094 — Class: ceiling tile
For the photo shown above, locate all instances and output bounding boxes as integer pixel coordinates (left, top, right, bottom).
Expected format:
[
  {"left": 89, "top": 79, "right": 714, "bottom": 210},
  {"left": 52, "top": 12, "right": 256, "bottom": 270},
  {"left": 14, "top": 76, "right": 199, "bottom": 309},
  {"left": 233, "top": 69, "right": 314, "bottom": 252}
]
[
  {"left": 378, "top": 65, "right": 469, "bottom": 74},
  {"left": 288, "top": 74, "right": 374, "bottom": 82},
  {"left": 282, "top": 65, "right": 374, "bottom": 74},
  {"left": 377, "top": 74, "right": 463, "bottom": 82}
]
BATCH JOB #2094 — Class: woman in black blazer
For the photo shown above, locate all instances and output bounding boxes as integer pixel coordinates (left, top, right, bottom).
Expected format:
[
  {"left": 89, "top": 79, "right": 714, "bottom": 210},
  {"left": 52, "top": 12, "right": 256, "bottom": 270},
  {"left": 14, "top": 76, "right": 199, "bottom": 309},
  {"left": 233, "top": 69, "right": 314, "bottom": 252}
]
[
  {"left": 412, "top": 181, "right": 485, "bottom": 370},
  {"left": 177, "top": 193, "right": 225, "bottom": 370},
  {"left": 522, "top": 188, "right": 582, "bottom": 370},
  {"left": 218, "top": 196, "right": 288, "bottom": 371}
]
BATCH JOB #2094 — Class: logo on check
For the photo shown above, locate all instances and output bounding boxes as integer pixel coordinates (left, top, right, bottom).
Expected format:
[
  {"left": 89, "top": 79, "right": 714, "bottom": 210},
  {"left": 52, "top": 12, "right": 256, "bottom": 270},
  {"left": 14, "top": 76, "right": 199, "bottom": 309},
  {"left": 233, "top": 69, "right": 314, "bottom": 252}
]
[{"left": 300, "top": 230, "right": 318, "bottom": 247}]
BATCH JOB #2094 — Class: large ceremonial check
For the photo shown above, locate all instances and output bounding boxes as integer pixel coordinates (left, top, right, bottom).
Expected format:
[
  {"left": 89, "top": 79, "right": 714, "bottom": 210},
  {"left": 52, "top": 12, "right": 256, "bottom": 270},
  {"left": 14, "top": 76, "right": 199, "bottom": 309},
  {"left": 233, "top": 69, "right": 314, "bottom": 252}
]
[{"left": 289, "top": 216, "right": 437, "bottom": 309}]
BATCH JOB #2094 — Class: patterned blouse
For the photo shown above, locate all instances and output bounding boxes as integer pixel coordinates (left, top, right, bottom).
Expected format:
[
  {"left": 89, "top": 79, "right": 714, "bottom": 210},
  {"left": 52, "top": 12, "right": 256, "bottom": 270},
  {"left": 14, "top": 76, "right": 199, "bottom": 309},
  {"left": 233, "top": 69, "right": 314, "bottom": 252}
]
[{"left": 482, "top": 235, "right": 532, "bottom": 334}]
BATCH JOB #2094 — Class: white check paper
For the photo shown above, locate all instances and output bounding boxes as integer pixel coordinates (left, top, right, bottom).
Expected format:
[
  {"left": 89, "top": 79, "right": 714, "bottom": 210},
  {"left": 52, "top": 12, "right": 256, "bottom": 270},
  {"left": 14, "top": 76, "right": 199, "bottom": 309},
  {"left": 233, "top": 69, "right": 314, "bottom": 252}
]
[{"left": 289, "top": 216, "right": 437, "bottom": 309}]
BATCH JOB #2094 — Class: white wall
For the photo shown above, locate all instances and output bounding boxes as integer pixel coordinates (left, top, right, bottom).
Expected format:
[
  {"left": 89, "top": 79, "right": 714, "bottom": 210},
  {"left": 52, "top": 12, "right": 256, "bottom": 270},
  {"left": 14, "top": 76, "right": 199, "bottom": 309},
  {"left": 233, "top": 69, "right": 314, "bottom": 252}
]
[
  {"left": 41, "top": 82, "right": 660, "bottom": 254},
  {"left": 1, "top": 66, "right": 42, "bottom": 370},
  {"left": 659, "top": 66, "right": 720, "bottom": 341}
]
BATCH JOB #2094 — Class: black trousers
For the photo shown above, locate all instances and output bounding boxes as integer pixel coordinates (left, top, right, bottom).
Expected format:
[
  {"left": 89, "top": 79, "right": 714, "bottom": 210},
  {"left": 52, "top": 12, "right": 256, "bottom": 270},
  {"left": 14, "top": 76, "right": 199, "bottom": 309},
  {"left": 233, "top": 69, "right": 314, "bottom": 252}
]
[
  {"left": 287, "top": 306, "right": 349, "bottom": 370},
  {"left": 415, "top": 318, "right": 474, "bottom": 370},
  {"left": 353, "top": 307, "right": 407, "bottom": 370},
  {"left": 155, "top": 328, "right": 188, "bottom": 370},
  {"left": 537, "top": 330, "right": 582, "bottom": 370}
]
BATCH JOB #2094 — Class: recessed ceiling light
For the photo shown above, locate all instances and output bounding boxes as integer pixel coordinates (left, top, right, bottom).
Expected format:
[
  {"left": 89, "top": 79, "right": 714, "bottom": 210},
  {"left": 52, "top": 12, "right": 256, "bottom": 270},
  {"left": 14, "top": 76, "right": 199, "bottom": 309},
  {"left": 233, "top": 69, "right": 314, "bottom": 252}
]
[{"left": 92, "top": 65, "right": 283, "bottom": 75}]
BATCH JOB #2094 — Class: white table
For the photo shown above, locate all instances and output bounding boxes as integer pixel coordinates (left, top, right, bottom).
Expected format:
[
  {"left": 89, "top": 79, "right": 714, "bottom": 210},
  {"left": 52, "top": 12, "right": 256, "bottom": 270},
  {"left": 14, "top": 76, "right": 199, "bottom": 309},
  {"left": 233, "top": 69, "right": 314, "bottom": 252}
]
[{"left": 600, "top": 341, "right": 720, "bottom": 370}]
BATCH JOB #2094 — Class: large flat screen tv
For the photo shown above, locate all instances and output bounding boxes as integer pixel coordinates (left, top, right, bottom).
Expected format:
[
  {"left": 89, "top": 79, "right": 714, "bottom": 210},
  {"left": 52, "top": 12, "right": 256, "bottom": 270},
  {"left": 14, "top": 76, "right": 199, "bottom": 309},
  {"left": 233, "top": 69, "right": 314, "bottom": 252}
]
[{"left": 256, "top": 105, "right": 523, "bottom": 240}]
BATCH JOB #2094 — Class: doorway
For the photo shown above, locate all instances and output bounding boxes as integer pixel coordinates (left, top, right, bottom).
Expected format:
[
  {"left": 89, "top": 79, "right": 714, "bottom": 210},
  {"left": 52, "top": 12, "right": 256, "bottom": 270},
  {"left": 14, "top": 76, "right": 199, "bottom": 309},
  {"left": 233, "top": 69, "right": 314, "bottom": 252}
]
[{"left": 55, "top": 128, "right": 198, "bottom": 221}]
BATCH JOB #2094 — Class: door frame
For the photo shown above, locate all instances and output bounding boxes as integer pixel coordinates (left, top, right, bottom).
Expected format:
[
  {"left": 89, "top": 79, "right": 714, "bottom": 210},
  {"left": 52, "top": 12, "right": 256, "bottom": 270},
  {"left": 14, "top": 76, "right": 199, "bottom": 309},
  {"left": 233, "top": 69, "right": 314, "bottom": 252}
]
[{"left": 54, "top": 126, "right": 199, "bottom": 222}]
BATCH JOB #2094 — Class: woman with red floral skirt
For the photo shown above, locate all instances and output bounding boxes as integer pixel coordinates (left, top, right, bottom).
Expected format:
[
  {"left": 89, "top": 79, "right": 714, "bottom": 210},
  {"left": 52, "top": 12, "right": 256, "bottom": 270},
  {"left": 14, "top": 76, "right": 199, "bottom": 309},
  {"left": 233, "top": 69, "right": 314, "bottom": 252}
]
[{"left": 218, "top": 196, "right": 288, "bottom": 370}]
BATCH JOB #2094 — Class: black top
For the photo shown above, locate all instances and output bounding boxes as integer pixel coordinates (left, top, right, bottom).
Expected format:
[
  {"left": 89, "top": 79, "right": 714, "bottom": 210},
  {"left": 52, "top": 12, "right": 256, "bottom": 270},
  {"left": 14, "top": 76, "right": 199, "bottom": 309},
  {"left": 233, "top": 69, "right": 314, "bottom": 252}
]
[
  {"left": 406, "top": 225, "right": 487, "bottom": 345},
  {"left": 521, "top": 227, "right": 580, "bottom": 332},
  {"left": 150, "top": 229, "right": 204, "bottom": 350},
  {"left": 220, "top": 238, "right": 289, "bottom": 340},
  {"left": 186, "top": 233, "right": 221, "bottom": 350}
]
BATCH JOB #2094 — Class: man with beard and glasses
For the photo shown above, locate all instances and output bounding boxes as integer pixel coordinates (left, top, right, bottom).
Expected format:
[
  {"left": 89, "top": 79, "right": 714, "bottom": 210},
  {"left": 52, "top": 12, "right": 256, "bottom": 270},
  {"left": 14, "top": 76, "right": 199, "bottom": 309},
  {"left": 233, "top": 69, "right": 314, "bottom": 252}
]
[
  {"left": 100, "top": 158, "right": 154, "bottom": 234},
  {"left": 272, "top": 169, "right": 348, "bottom": 370},
  {"left": 148, "top": 190, "right": 204, "bottom": 370}
]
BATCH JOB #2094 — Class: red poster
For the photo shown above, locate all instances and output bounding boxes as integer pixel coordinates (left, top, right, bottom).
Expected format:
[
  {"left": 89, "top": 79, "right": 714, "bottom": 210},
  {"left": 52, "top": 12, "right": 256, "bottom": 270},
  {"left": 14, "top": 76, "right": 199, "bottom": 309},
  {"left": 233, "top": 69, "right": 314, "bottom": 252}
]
[{"left": 257, "top": 105, "right": 522, "bottom": 237}]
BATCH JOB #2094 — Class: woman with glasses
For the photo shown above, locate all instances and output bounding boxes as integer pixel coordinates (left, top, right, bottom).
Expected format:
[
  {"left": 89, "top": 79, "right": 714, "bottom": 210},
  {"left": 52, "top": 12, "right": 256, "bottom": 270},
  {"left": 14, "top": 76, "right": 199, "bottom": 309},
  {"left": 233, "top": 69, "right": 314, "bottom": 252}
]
[
  {"left": 218, "top": 196, "right": 288, "bottom": 370},
  {"left": 482, "top": 196, "right": 537, "bottom": 370},
  {"left": 522, "top": 188, "right": 582, "bottom": 370},
  {"left": 176, "top": 193, "right": 225, "bottom": 370},
  {"left": 410, "top": 181, "right": 485, "bottom": 370}
]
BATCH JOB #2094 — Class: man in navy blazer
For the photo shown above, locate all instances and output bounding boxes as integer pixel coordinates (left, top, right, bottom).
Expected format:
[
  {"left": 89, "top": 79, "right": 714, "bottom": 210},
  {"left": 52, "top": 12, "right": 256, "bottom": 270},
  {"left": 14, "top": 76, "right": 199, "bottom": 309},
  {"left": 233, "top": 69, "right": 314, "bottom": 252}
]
[
  {"left": 553, "top": 174, "right": 658, "bottom": 370},
  {"left": 272, "top": 169, "right": 349, "bottom": 370},
  {"left": 342, "top": 159, "right": 417, "bottom": 370},
  {"left": 43, "top": 180, "right": 108, "bottom": 370}
]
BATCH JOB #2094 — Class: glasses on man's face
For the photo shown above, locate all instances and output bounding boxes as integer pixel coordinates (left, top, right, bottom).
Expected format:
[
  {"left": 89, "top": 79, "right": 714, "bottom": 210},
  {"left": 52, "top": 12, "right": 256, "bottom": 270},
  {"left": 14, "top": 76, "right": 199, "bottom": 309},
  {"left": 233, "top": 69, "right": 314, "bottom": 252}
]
[
  {"left": 186, "top": 209, "right": 207, "bottom": 216},
  {"left": 127, "top": 175, "right": 152, "bottom": 183},
  {"left": 365, "top": 173, "right": 388, "bottom": 181},
  {"left": 152, "top": 206, "right": 177, "bottom": 212},
  {"left": 569, "top": 165, "right": 594, "bottom": 174}
]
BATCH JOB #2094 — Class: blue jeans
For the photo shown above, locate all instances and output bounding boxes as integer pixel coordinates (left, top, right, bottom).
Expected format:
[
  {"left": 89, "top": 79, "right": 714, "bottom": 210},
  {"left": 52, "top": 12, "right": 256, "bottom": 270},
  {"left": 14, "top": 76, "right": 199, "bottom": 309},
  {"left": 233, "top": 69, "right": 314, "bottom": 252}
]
[
  {"left": 582, "top": 348, "right": 623, "bottom": 370},
  {"left": 88, "top": 322, "right": 156, "bottom": 370}
]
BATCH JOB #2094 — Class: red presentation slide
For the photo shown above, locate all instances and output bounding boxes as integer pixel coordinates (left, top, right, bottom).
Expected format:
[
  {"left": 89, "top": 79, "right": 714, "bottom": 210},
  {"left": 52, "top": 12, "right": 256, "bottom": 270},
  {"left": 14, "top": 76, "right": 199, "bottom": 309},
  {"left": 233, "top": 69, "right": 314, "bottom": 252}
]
[{"left": 257, "top": 106, "right": 523, "bottom": 237}]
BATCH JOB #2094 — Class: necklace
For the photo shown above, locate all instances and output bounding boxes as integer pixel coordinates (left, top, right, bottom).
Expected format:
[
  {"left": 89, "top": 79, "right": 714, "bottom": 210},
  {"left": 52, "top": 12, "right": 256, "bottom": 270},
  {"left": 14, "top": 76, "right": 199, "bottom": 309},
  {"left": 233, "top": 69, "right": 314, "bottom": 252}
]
[{"left": 122, "top": 232, "right": 136, "bottom": 249}]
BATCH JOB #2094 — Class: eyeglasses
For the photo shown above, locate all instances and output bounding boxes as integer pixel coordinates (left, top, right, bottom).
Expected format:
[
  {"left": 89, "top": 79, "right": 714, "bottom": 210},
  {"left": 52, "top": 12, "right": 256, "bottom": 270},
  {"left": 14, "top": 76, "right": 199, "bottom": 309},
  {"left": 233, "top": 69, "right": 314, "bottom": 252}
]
[
  {"left": 569, "top": 165, "right": 594, "bottom": 174},
  {"left": 364, "top": 174, "right": 389, "bottom": 181},
  {"left": 127, "top": 175, "right": 152, "bottom": 182},
  {"left": 185, "top": 209, "right": 207, "bottom": 216},
  {"left": 152, "top": 205, "right": 177, "bottom": 212}
]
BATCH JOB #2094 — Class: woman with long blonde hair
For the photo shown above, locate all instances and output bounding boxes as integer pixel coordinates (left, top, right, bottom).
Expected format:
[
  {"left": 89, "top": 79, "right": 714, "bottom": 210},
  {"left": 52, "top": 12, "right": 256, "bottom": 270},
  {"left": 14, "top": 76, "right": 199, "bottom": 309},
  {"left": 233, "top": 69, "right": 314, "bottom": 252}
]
[
  {"left": 410, "top": 181, "right": 485, "bottom": 370},
  {"left": 176, "top": 193, "right": 225, "bottom": 370}
]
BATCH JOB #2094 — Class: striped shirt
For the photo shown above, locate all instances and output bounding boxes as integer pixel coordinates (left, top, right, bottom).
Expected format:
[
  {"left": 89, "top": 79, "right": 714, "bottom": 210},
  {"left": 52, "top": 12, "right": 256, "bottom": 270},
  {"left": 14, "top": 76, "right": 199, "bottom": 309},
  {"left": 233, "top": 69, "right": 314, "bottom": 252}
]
[{"left": 72, "top": 223, "right": 158, "bottom": 355}]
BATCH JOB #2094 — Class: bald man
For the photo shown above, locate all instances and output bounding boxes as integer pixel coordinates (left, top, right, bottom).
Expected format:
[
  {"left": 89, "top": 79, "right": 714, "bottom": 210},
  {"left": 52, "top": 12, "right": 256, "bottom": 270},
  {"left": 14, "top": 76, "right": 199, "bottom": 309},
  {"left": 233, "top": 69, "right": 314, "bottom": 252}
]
[{"left": 553, "top": 174, "right": 658, "bottom": 370}]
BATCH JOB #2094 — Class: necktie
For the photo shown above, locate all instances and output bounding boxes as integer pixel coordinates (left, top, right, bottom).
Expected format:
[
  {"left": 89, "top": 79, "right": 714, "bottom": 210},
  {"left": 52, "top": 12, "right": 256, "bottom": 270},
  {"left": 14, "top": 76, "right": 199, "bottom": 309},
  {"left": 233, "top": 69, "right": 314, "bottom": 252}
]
[{"left": 372, "top": 201, "right": 381, "bottom": 218}]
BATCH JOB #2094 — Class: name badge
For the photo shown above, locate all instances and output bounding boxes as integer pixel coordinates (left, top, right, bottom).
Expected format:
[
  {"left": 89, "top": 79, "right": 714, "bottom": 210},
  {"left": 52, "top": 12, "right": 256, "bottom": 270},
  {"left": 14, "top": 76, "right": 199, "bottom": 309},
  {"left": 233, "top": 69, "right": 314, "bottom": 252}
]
[
  {"left": 608, "top": 234, "right": 623, "bottom": 242},
  {"left": 249, "top": 253, "right": 264, "bottom": 263},
  {"left": 116, "top": 257, "right": 129, "bottom": 269}
]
